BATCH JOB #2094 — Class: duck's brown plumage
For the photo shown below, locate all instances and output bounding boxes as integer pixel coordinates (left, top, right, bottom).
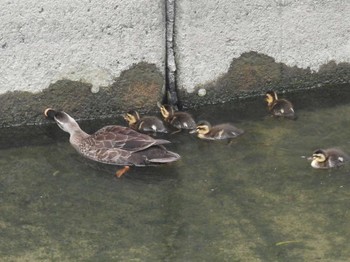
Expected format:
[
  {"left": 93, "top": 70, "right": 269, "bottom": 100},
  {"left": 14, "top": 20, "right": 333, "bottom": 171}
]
[
  {"left": 79, "top": 125, "right": 175, "bottom": 166},
  {"left": 45, "top": 109, "right": 180, "bottom": 168}
]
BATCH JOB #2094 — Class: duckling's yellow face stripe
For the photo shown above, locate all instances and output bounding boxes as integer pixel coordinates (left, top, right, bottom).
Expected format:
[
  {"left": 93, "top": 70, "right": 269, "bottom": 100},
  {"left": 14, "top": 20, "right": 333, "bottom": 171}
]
[
  {"left": 265, "top": 94, "right": 274, "bottom": 104},
  {"left": 312, "top": 153, "right": 326, "bottom": 163},
  {"left": 196, "top": 125, "right": 210, "bottom": 135},
  {"left": 160, "top": 106, "right": 170, "bottom": 118},
  {"left": 124, "top": 113, "right": 136, "bottom": 124}
]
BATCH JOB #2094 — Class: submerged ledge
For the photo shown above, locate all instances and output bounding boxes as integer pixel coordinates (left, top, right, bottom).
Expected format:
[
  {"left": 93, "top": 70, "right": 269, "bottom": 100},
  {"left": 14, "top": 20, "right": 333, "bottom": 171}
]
[{"left": 1, "top": 83, "right": 350, "bottom": 150}]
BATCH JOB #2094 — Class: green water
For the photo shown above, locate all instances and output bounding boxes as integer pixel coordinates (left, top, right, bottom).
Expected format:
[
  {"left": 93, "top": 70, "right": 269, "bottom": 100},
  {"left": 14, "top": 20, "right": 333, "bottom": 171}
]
[{"left": 2, "top": 94, "right": 350, "bottom": 261}]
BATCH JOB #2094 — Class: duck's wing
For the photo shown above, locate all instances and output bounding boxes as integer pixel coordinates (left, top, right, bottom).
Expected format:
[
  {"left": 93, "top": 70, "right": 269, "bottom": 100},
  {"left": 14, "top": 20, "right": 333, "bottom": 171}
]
[{"left": 88, "top": 125, "right": 170, "bottom": 152}]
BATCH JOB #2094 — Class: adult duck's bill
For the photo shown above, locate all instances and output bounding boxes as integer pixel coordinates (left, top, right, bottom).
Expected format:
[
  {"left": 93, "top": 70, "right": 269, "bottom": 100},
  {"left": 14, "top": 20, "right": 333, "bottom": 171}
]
[
  {"left": 44, "top": 109, "right": 82, "bottom": 134},
  {"left": 44, "top": 108, "right": 57, "bottom": 119}
]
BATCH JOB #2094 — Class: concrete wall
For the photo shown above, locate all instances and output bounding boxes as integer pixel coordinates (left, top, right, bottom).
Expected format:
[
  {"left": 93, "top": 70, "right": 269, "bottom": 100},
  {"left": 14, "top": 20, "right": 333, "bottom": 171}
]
[
  {"left": 1, "top": 0, "right": 350, "bottom": 126},
  {"left": 175, "top": 0, "right": 350, "bottom": 101},
  {"left": 0, "top": 0, "right": 165, "bottom": 93},
  {"left": 0, "top": 0, "right": 166, "bottom": 126}
]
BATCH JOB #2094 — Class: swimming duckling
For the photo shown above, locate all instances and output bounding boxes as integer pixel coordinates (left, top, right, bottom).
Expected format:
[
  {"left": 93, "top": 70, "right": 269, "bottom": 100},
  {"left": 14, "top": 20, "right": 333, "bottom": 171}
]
[
  {"left": 190, "top": 120, "right": 244, "bottom": 141},
  {"left": 44, "top": 108, "right": 180, "bottom": 177},
  {"left": 123, "top": 110, "right": 168, "bottom": 134},
  {"left": 158, "top": 103, "right": 196, "bottom": 132},
  {"left": 309, "top": 148, "right": 348, "bottom": 169},
  {"left": 265, "top": 91, "right": 295, "bottom": 119}
]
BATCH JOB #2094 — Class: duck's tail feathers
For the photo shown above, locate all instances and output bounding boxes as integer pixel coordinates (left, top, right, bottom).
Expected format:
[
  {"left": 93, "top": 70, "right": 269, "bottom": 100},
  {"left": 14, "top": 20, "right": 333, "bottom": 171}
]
[
  {"left": 148, "top": 151, "right": 181, "bottom": 163},
  {"left": 154, "top": 139, "right": 171, "bottom": 145}
]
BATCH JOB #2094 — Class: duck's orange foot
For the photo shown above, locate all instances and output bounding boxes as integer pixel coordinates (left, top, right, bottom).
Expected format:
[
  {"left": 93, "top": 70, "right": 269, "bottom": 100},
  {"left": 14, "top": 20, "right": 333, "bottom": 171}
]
[{"left": 115, "top": 166, "right": 130, "bottom": 178}]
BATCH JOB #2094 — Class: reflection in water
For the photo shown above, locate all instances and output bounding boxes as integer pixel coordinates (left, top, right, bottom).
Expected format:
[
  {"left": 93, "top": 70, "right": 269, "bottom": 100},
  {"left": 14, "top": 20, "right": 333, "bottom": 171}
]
[{"left": 1, "top": 96, "right": 350, "bottom": 261}]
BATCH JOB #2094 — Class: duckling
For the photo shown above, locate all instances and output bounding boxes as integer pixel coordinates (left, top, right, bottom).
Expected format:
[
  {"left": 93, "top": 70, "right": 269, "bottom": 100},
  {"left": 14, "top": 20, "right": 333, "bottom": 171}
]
[
  {"left": 190, "top": 120, "right": 244, "bottom": 141},
  {"left": 158, "top": 103, "right": 196, "bottom": 132},
  {"left": 265, "top": 91, "right": 295, "bottom": 119},
  {"left": 44, "top": 108, "right": 180, "bottom": 177},
  {"left": 309, "top": 148, "right": 348, "bottom": 169},
  {"left": 123, "top": 110, "right": 168, "bottom": 134}
]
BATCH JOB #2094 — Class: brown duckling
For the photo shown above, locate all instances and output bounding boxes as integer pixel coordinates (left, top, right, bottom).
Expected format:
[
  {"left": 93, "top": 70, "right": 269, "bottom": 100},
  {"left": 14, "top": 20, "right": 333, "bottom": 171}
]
[
  {"left": 190, "top": 120, "right": 244, "bottom": 141},
  {"left": 124, "top": 110, "right": 168, "bottom": 134},
  {"left": 265, "top": 91, "right": 295, "bottom": 119},
  {"left": 44, "top": 108, "right": 180, "bottom": 177},
  {"left": 308, "top": 148, "right": 348, "bottom": 169},
  {"left": 158, "top": 103, "right": 196, "bottom": 132}
]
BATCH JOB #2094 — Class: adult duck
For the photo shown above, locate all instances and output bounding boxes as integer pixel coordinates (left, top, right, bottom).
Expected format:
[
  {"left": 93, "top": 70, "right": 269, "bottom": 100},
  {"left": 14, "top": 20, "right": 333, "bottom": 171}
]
[{"left": 44, "top": 109, "right": 180, "bottom": 177}]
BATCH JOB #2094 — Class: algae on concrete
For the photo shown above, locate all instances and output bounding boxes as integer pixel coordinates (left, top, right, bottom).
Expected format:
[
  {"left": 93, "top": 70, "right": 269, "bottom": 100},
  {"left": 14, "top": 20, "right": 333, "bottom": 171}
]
[
  {"left": 179, "top": 52, "right": 350, "bottom": 108},
  {"left": 0, "top": 62, "right": 164, "bottom": 128}
]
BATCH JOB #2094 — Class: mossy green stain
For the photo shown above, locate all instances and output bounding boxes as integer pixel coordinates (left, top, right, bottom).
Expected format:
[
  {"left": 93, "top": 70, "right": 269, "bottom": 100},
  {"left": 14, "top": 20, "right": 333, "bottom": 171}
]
[
  {"left": 0, "top": 62, "right": 164, "bottom": 128},
  {"left": 179, "top": 51, "right": 350, "bottom": 108}
]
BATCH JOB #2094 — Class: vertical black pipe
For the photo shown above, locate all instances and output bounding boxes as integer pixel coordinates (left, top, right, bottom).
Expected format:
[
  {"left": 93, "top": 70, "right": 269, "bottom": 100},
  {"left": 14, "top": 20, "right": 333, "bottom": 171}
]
[{"left": 165, "top": 0, "right": 180, "bottom": 109}]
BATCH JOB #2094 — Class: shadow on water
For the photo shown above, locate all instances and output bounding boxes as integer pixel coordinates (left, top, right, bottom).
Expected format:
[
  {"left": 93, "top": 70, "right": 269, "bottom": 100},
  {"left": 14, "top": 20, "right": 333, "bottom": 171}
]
[{"left": 1, "top": 85, "right": 350, "bottom": 261}]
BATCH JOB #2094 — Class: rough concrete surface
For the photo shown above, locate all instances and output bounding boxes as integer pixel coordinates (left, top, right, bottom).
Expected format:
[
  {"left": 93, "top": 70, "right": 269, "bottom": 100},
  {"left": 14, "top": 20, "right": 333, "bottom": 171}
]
[
  {"left": 0, "top": 0, "right": 165, "bottom": 93},
  {"left": 1, "top": 0, "right": 350, "bottom": 126},
  {"left": 178, "top": 52, "right": 350, "bottom": 108},
  {"left": 175, "top": 0, "right": 350, "bottom": 93}
]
